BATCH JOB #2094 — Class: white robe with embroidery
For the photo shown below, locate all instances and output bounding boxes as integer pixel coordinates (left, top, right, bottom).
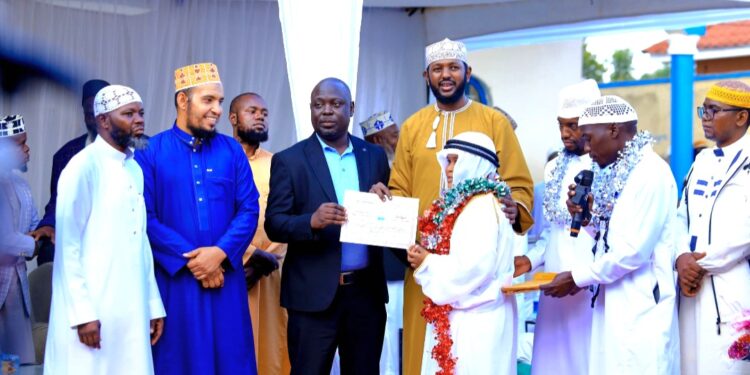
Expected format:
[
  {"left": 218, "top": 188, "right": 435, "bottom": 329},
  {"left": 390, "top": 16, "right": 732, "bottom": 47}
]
[
  {"left": 571, "top": 147, "right": 680, "bottom": 375},
  {"left": 676, "top": 134, "right": 750, "bottom": 375},
  {"left": 526, "top": 153, "right": 595, "bottom": 375},
  {"left": 414, "top": 193, "right": 517, "bottom": 375},
  {"left": 44, "top": 137, "right": 165, "bottom": 375}
]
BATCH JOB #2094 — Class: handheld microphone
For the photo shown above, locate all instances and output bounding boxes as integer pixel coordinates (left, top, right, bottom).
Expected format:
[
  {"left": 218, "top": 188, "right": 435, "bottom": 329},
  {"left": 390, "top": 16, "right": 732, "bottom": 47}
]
[{"left": 570, "top": 170, "right": 593, "bottom": 237}]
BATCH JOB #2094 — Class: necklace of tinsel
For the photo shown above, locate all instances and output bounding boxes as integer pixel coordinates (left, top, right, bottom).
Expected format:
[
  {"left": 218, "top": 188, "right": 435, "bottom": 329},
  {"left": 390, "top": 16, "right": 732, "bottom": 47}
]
[
  {"left": 590, "top": 131, "right": 654, "bottom": 231},
  {"left": 543, "top": 149, "right": 574, "bottom": 226},
  {"left": 418, "top": 176, "right": 510, "bottom": 375}
]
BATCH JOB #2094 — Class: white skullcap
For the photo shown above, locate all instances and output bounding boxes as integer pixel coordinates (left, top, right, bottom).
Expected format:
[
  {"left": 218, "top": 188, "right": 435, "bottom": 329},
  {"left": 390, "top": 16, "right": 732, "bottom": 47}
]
[
  {"left": 360, "top": 111, "right": 396, "bottom": 137},
  {"left": 557, "top": 79, "right": 601, "bottom": 119},
  {"left": 94, "top": 84, "right": 142, "bottom": 116},
  {"left": 437, "top": 132, "right": 498, "bottom": 187},
  {"left": 578, "top": 95, "right": 638, "bottom": 126},
  {"left": 425, "top": 38, "right": 468, "bottom": 68},
  {"left": 0, "top": 115, "right": 25, "bottom": 138}
]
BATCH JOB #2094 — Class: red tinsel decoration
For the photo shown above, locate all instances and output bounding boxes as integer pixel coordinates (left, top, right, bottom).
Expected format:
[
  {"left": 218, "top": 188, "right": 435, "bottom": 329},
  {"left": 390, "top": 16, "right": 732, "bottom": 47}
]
[{"left": 417, "top": 196, "right": 476, "bottom": 375}]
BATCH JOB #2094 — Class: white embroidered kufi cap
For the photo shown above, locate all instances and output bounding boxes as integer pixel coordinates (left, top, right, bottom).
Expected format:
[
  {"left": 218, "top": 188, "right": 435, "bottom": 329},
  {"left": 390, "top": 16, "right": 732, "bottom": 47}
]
[
  {"left": 557, "top": 79, "right": 601, "bottom": 119},
  {"left": 425, "top": 38, "right": 468, "bottom": 68},
  {"left": 0, "top": 115, "right": 25, "bottom": 137},
  {"left": 360, "top": 111, "right": 396, "bottom": 137},
  {"left": 94, "top": 84, "right": 142, "bottom": 116},
  {"left": 578, "top": 95, "right": 638, "bottom": 126}
]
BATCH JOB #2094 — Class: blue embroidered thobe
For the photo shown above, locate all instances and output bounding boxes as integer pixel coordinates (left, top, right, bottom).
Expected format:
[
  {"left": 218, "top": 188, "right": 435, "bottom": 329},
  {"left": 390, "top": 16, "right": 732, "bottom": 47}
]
[{"left": 136, "top": 124, "right": 259, "bottom": 375}]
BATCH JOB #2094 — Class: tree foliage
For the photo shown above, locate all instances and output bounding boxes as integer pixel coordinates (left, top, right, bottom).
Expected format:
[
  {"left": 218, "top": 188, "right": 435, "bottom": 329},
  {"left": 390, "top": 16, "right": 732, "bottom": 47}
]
[
  {"left": 640, "top": 63, "right": 671, "bottom": 80},
  {"left": 610, "top": 49, "right": 634, "bottom": 82},
  {"left": 582, "top": 43, "right": 606, "bottom": 82}
]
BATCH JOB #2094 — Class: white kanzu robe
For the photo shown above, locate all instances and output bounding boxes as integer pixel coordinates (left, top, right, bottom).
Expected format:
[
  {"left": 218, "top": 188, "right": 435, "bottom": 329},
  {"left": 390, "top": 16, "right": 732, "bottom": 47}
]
[
  {"left": 571, "top": 147, "right": 680, "bottom": 375},
  {"left": 676, "top": 134, "right": 750, "bottom": 375},
  {"left": 44, "top": 137, "right": 165, "bottom": 375},
  {"left": 414, "top": 193, "right": 517, "bottom": 375},
  {"left": 526, "top": 154, "right": 595, "bottom": 375}
]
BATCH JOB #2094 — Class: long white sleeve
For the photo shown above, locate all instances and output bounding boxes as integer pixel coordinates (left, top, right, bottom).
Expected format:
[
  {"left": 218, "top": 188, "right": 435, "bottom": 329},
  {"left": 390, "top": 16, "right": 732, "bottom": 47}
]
[
  {"left": 673, "top": 189, "right": 692, "bottom": 261},
  {"left": 697, "top": 208, "right": 750, "bottom": 272},
  {"left": 525, "top": 226, "right": 548, "bottom": 270},
  {"left": 55, "top": 158, "right": 97, "bottom": 328},
  {"left": 414, "top": 194, "right": 513, "bottom": 307},
  {"left": 572, "top": 160, "right": 676, "bottom": 287},
  {"left": 143, "top": 233, "right": 166, "bottom": 320}
]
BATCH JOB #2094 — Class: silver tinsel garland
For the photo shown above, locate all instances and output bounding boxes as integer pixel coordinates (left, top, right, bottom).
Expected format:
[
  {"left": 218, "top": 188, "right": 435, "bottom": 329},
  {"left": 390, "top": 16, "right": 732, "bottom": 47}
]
[
  {"left": 542, "top": 149, "right": 573, "bottom": 226},
  {"left": 590, "top": 130, "right": 654, "bottom": 230}
]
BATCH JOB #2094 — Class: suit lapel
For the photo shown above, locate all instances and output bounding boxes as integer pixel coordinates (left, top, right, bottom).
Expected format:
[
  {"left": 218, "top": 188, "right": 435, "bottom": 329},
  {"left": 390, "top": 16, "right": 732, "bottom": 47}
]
[
  {"left": 352, "top": 137, "right": 370, "bottom": 192},
  {"left": 303, "top": 135, "right": 338, "bottom": 203}
]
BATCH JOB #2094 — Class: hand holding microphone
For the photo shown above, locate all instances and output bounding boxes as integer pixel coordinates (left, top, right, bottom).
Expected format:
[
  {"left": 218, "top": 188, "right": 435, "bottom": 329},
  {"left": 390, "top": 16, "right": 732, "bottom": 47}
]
[{"left": 567, "top": 170, "right": 593, "bottom": 237}]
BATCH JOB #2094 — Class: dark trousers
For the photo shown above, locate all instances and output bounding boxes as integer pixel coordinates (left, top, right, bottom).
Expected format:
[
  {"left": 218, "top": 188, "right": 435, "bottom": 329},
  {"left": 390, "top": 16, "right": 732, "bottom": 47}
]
[{"left": 287, "top": 280, "right": 386, "bottom": 375}]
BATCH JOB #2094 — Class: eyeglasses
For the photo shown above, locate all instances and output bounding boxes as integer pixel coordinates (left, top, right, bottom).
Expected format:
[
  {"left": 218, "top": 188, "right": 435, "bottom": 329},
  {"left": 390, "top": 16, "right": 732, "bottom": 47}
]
[{"left": 697, "top": 106, "right": 743, "bottom": 120}]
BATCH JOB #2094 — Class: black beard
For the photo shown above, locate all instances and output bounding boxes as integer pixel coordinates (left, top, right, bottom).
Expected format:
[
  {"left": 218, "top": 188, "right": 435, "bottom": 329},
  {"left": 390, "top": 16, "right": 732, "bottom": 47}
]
[
  {"left": 110, "top": 126, "right": 132, "bottom": 149},
  {"left": 188, "top": 124, "right": 216, "bottom": 140},
  {"left": 237, "top": 129, "right": 268, "bottom": 145},
  {"left": 429, "top": 73, "right": 468, "bottom": 105}
]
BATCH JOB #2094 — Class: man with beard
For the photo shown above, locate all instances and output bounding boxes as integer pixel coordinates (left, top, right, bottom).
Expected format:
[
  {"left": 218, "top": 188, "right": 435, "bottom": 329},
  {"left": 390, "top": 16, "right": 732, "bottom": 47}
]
[
  {"left": 675, "top": 80, "right": 750, "bottom": 375},
  {"left": 541, "top": 96, "right": 680, "bottom": 374},
  {"left": 229, "top": 92, "right": 290, "bottom": 375},
  {"left": 265, "top": 78, "right": 391, "bottom": 374},
  {"left": 44, "top": 85, "right": 166, "bottom": 374},
  {"left": 361, "top": 111, "right": 399, "bottom": 166},
  {"left": 0, "top": 115, "right": 38, "bottom": 365},
  {"left": 135, "top": 63, "right": 259, "bottom": 375},
  {"left": 515, "top": 79, "right": 600, "bottom": 375},
  {"left": 31, "top": 79, "right": 109, "bottom": 264},
  {"left": 371, "top": 38, "right": 534, "bottom": 375}
]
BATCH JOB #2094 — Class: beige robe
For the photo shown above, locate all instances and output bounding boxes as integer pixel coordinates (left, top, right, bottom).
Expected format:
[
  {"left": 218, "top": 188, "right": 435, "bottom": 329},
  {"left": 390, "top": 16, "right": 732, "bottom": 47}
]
[{"left": 242, "top": 147, "right": 290, "bottom": 375}]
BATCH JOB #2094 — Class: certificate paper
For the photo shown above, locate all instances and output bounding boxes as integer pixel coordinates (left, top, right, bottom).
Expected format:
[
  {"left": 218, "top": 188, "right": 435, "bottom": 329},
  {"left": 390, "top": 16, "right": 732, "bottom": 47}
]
[{"left": 339, "top": 191, "right": 419, "bottom": 249}]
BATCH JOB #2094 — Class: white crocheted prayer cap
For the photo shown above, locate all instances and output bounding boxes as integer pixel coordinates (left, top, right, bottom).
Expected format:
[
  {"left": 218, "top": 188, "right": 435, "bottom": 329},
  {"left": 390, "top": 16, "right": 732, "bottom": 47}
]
[
  {"left": 94, "top": 84, "right": 142, "bottom": 116},
  {"left": 578, "top": 95, "right": 638, "bottom": 126},
  {"left": 557, "top": 79, "right": 601, "bottom": 119},
  {"left": 425, "top": 38, "right": 468, "bottom": 67}
]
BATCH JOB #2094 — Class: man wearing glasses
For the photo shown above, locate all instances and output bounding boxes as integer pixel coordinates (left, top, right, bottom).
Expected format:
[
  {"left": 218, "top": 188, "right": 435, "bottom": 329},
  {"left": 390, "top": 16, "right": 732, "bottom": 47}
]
[{"left": 675, "top": 80, "right": 750, "bottom": 375}]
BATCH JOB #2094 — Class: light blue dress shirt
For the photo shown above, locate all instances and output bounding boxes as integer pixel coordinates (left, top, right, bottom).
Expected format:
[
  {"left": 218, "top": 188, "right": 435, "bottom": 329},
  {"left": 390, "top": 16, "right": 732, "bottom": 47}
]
[{"left": 316, "top": 135, "right": 369, "bottom": 271}]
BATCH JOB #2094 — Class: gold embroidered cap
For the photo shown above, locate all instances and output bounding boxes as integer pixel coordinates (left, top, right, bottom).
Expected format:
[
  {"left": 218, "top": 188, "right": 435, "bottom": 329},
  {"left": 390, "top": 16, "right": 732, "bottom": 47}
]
[
  {"left": 705, "top": 81, "right": 750, "bottom": 109},
  {"left": 174, "top": 62, "right": 222, "bottom": 92}
]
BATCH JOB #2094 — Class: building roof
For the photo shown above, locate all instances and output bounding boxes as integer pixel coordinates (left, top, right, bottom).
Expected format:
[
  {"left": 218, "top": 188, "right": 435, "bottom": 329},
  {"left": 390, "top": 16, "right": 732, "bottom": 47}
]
[{"left": 644, "top": 20, "right": 750, "bottom": 55}]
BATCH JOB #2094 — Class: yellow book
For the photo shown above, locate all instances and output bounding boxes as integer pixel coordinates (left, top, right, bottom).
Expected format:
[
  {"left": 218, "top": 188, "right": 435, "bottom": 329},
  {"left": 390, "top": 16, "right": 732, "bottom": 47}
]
[{"left": 501, "top": 272, "right": 557, "bottom": 294}]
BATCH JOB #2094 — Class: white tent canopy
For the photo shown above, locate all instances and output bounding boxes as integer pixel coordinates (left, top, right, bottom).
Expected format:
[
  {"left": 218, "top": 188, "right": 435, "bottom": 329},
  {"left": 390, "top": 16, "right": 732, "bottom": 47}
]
[{"left": 2, "top": 0, "right": 750, "bottom": 215}]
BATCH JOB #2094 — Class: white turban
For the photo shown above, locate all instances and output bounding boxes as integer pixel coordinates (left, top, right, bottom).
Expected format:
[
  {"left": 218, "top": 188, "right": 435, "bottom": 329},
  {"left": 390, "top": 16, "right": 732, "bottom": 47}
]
[{"left": 94, "top": 84, "right": 142, "bottom": 116}]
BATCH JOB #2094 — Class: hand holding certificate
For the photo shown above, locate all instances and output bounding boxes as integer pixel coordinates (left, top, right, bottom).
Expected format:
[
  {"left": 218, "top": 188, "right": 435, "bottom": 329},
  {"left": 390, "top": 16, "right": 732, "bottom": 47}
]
[{"left": 339, "top": 191, "right": 419, "bottom": 249}]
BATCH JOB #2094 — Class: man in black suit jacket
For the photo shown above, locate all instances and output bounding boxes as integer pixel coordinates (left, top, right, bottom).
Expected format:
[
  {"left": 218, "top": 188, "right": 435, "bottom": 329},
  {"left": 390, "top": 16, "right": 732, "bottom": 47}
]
[{"left": 266, "top": 78, "right": 390, "bottom": 375}]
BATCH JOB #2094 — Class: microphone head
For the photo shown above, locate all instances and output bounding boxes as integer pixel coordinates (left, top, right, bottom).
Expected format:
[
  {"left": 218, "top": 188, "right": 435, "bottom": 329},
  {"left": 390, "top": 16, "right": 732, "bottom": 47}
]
[{"left": 575, "top": 169, "right": 594, "bottom": 187}]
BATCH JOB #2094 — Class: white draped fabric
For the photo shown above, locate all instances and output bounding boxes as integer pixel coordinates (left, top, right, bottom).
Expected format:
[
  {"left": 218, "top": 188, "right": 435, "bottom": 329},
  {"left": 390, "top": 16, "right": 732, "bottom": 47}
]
[
  {"left": 0, "top": 0, "right": 426, "bottom": 232},
  {"left": 278, "top": 0, "right": 363, "bottom": 142}
]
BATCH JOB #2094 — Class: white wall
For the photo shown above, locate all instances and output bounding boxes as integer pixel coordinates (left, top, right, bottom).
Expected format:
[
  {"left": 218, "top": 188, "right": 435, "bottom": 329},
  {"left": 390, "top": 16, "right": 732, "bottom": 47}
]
[{"left": 468, "top": 39, "right": 583, "bottom": 183}]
